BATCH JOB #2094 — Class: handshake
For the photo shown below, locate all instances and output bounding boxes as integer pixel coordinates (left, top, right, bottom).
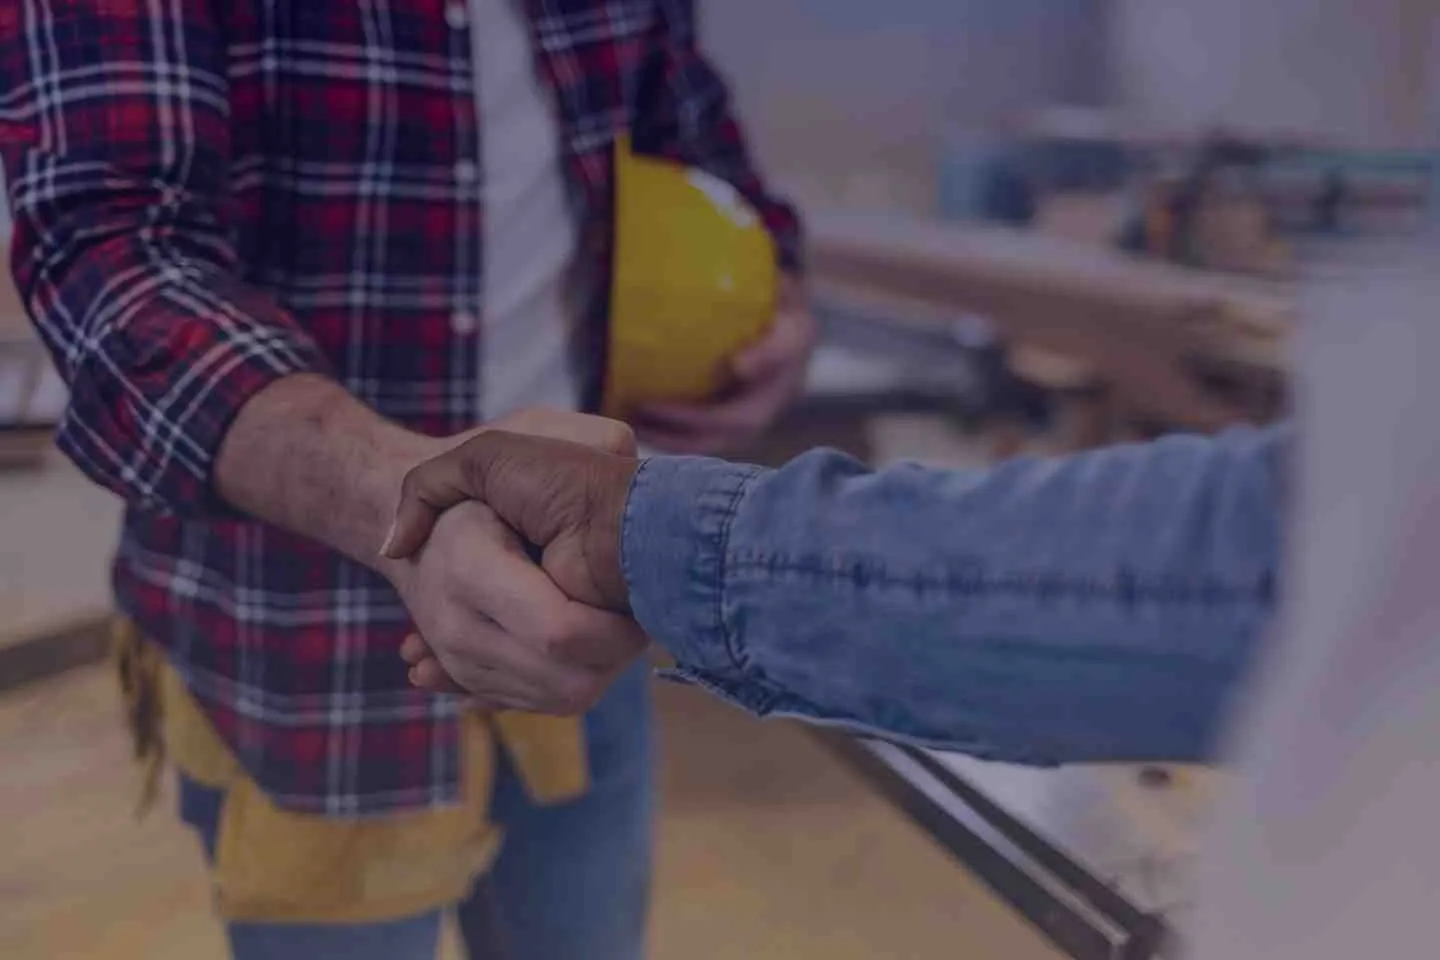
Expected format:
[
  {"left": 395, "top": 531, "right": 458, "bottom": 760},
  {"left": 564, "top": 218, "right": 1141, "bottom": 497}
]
[{"left": 376, "top": 411, "right": 652, "bottom": 716}]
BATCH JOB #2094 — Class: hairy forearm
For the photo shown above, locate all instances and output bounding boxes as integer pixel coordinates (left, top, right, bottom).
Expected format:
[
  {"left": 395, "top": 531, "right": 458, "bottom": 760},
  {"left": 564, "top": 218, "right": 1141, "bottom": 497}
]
[{"left": 215, "top": 374, "right": 442, "bottom": 569}]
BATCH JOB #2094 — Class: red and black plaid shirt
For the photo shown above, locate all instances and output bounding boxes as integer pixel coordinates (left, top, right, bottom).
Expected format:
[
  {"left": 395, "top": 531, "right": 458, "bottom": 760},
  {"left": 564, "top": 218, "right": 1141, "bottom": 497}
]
[{"left": 0, "top": 0, "right": 800, "bottom": 815}]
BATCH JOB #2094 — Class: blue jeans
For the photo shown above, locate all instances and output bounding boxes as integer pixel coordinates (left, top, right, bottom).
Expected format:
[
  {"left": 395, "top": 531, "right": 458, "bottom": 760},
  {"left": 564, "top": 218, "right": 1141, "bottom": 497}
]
[{"left": 180, "top": 662, "right": 654, "bottom": 960}]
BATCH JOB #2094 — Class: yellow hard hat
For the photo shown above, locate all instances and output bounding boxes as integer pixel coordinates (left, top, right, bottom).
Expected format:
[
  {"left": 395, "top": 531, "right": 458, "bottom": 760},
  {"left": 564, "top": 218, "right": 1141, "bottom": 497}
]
[{"left": 602, "top": 135, "right": 778, "bottom": 419}]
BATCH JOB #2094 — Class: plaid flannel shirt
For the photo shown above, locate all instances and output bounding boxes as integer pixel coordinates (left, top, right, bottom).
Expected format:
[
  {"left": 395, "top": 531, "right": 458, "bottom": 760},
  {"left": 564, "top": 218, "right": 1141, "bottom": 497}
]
[{"left": 0, "top": 0, "right": 801, "bottom": 815}]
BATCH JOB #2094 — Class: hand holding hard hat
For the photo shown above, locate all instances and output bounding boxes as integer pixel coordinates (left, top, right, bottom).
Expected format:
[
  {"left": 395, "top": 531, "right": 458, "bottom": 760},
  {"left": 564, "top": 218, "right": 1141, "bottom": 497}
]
[{"left": 604, "top": 137, "right": 816, "bottom": 454}]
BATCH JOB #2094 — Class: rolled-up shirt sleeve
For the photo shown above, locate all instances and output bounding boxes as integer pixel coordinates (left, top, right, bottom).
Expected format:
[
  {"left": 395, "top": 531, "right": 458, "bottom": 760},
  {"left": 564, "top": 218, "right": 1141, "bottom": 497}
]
[
  {"left": 624, "top": 425, "right": 1289, "bottom": 765},
  {"left": 0, "top": 0, "right": 328, "bottom": 516},
  {"left": 622, "top": 456, "right": 766, "bottom": 675}
]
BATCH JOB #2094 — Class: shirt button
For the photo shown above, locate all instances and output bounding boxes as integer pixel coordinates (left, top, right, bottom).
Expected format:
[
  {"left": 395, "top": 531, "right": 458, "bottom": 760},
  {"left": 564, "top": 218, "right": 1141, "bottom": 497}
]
[
  {"left": 451, "top": 310, "right": 479, "bottom": 335},
  {"left": 453, "top": 159, "right": 479, "bottom": 185},
  {"left": 444, "top": 1, "right": 469, "bottom": 29}
]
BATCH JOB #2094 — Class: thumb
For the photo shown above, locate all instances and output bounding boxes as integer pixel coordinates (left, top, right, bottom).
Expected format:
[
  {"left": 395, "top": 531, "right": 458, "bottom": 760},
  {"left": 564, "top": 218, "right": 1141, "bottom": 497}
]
[{"left": 381, "top": 449, "right": 481, "bottom": 559}]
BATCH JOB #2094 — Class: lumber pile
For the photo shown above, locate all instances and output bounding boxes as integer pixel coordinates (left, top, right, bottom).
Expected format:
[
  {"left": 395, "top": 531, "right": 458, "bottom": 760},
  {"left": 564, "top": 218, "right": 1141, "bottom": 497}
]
[{"left": 807, "top": 211, "right": 1292, "bottom": 440}]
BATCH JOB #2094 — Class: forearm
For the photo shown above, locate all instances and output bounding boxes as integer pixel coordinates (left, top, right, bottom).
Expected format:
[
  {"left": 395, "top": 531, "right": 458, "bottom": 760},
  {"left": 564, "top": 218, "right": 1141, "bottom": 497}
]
[
  {"left": 626, "top": 425, "right": 1290, "bottom": 763},
  {"left": 3, "top": 0, "right": 341, "bottom": 516},
  {"left": 215, "top": 374, "right": 441, "bottom": 569}
]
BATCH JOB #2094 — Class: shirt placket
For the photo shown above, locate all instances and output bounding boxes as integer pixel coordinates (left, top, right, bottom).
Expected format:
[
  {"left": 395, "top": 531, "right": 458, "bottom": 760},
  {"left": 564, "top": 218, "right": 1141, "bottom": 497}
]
[{"left": 444, "top": 0, "right": 486, "bottom": 433}]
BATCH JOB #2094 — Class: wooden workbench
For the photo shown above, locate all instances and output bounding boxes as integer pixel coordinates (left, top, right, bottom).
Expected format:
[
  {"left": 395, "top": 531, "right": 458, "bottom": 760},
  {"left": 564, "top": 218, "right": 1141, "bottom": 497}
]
[{"left": 807, "top": 211, "right": 1293, "bottom": 445}]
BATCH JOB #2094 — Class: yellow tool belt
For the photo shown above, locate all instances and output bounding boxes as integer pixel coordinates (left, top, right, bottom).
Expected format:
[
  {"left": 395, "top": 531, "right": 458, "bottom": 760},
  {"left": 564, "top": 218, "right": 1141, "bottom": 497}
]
[{"left": 112, "top": 619, "right": 588, "bottom": 924}]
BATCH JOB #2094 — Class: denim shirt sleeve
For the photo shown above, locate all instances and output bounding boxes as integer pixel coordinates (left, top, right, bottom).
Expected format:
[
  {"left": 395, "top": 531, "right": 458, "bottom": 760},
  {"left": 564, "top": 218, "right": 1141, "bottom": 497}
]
[{"left": 623, "top": 424, "right": 1290, "bottom": 765}]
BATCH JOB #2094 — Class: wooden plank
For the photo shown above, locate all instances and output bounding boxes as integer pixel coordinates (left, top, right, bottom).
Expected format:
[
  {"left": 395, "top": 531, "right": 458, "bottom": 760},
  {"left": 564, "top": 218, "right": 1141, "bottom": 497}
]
[
  {"left": 0, "top": 612, "right": 112, "bottom": 695},
  {"left": 808, "top": 211, "right": 1293, "bottom": 353},
  {"left": 807, "top": 211, "right": 1292, "bottom": 436}
]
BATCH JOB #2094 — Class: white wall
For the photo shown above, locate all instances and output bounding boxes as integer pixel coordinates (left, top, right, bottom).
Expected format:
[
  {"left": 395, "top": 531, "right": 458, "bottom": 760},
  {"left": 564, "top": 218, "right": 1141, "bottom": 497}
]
[
  {"left": 1111, "top": 0, "right": 1440, "bottom": 148},
  {"left": 698, "top": 0, "right": 1107, "bottom": 214},
  {"left": 0, "top": 5, "right": 1109, "bottom": 221}
]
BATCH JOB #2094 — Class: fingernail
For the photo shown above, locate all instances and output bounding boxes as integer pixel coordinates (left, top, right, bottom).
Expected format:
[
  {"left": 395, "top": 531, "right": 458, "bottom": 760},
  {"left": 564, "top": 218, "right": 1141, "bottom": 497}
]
[
  {"left": 407, "top": 667, "right": 419, "bottom": 685},
  {"left": 380, "top": 520, "right": 397, "bottom": 557}
]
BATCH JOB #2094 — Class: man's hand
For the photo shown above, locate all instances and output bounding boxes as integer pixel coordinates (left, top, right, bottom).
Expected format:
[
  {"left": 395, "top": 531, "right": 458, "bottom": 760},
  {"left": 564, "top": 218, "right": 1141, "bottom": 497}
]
[
  {"left": 381, "top": 430, "right": 643, "bottom": 707},
  {"left": 372, "top": 411, "right": 642, "bottom": 714},
  {"left": 632, "top": 275, "right": 817, "bottom": 455},
  {"left": 382, "top": 497, "right": 645, "bottom": 713},
  {"left": 215, "top": 376, "right": 634, "bottom": 572},
  {"left": 383, "top": 430, "right": 639, "bottom": 611},
  {"left": 215, "top": 380, "right": 642, "bottom": 714},
  {"left": 378, "top": 408, "right": 637, "bottom": 558}
]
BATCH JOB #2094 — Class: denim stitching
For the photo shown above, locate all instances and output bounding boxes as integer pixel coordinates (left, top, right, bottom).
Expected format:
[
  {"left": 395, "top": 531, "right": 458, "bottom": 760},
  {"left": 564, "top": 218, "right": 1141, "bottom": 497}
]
[
  {"left": 715, "top": 466, "right": 764, "bottom": 673},
  {"left": 617, "top": 458, "right": 653, "bottom": 611},
  {"left": 724, "top": 556, "right": 1276, "bottom": 611}
]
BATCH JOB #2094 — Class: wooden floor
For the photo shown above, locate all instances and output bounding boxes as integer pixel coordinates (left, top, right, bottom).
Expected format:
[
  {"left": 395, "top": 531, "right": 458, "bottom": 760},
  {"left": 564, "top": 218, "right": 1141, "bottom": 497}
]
[{"left": 0, "top": 665, "right": 1059, "bottom": 960}]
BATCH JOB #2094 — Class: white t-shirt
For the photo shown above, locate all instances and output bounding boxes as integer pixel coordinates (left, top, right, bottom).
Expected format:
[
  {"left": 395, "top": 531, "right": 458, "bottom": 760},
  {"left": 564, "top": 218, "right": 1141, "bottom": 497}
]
[
  {"left": 1185, "top": 237, "right": 1440, "bottom": 959},
  {"left": 467, "top": 0, "right": 582, "bottom": 419}
]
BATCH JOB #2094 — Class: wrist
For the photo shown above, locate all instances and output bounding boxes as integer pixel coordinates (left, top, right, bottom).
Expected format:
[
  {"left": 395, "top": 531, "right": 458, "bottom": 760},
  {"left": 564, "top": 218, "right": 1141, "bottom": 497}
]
[
  {"left": 216, "top": 373, "right": 457, "bottom": 575},
  {"left": 585, "top": 458, "right": 641, "bottom": 612},
  {"left": 361, "top": 429, "right": 451, "bottom": 576}
]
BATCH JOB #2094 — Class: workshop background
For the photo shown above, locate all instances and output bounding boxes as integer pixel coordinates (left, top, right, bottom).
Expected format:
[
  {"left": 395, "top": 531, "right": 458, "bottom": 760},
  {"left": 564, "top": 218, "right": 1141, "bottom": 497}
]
[{"left": 2, "top": 1, "right": 1437, "bottom": 958}]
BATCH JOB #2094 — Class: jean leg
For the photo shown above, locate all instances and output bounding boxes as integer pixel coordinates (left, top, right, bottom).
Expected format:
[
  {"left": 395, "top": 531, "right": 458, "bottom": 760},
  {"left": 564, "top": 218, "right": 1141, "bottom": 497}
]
[
  {"left": 456, "top": 661, "right": 655, "bottom": 960},
  {"left": 177, "top": 776, "right": 444, "bottom": 960}
]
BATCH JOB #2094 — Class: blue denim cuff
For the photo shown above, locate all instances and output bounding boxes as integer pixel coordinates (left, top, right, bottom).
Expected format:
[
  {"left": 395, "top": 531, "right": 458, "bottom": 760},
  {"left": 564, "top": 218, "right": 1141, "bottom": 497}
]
[{"left": 621, "top": 456, "right": 763, "bottom": 677}]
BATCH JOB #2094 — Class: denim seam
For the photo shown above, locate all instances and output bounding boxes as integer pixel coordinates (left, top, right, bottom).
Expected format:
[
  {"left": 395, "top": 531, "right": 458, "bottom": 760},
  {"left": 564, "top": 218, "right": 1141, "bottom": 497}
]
[
  {"left": 715, "top": 466, "right": 764, "bottom": 673},
  {"left": 724, "top": 555, "right": 1276, "bottom": 611},
  {"left": 618, "top": 458, "right": 652, "bottom": 610}
]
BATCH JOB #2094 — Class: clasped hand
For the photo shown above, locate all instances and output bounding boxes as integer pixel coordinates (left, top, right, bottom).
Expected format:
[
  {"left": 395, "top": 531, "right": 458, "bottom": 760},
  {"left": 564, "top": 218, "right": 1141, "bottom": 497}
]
[{"left": 376, "top": 410, "right": 645, "bottom": 715}]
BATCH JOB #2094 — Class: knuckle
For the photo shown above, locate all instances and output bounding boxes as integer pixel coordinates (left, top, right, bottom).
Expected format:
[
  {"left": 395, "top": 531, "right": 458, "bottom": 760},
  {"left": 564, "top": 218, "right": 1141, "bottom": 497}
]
[
  {"left": 434, "top": 613, "right": 472, "bottom": 652},
  {"left": 551, "top": 675, "right": 601, "bottom": 715},
  {"left": 398, "top": 465, "right": 424, "bottom": 499},
  {"left": 537, "top": 612, "right": 585, "bottom": 661},
  {"left": 414, "top": 659, "right": 447, "bottom": 689},
  {"left": 604, "top": 421, "right": 638, "bottom": 456}
]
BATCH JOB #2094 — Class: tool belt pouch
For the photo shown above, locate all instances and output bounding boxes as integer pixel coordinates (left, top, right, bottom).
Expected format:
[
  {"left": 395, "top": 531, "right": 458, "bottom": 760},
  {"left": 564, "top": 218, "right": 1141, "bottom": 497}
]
[{"left": 113, "top": 619, "right": 505, "bottom": 925}]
